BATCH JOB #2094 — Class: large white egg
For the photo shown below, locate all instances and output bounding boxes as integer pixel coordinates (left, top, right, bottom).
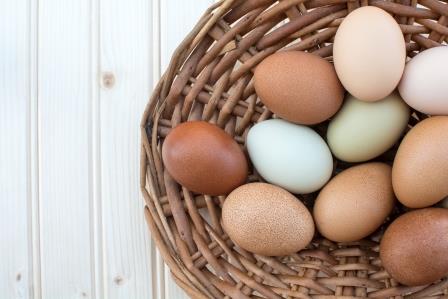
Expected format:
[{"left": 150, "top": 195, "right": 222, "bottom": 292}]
[
  {"left": 398, "top": 46, "right": 448, "bottom": 115},
  {"left": 333, "top": 6, "right": 406, "bottom": 102},
  {"left": 247, "top": 119, "right": 333, "bottom": 194}
]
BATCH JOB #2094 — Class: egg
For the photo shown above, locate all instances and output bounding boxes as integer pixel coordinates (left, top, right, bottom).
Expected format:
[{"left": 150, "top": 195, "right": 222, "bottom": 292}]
[
  {"left": 399, "top": 46, "right": 448, "bottom": 115},
  {"left": 392, "top": 116, "right": 448, "bottom": 208},
  {"left": 222, "top": 183, "right": 314, "bottom": 256},
  {"left": 380, "top": 208, "right": 448, "bottom": 286},
  {"left": 314, "top": 163, "right": 394, "bottom": 242},
  {"left": 162, "top": 121, "right": 247, "bottom": 195},
  {"left": 254, "top": 51, "right": 344, "bottom": 125},
  {"left": 333, "top": 7, "right": 406, "bottom": 101},
  {"left": 327, "top": 92, "right": 410, "bottom": 162},
  {"left": 247, "top": 119, "right": 333, "bottom": 194}
]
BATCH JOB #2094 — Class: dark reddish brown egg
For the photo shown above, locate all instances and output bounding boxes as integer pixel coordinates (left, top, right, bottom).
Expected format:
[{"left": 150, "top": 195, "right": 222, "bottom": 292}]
[
  {"left": 254, "top": 51, "right": 344, "bottom": 125},
  {"left": 162, "top": 121, "right": 248, "bottom": 196},
  {"left": 380, "top": 208, "right": 448, "bottom": 286}
]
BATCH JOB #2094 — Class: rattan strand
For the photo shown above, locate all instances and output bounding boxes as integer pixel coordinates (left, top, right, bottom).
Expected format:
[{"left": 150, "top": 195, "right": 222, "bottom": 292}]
[{"left": 141, "top": 0, "right": 448, "bottom": 298}]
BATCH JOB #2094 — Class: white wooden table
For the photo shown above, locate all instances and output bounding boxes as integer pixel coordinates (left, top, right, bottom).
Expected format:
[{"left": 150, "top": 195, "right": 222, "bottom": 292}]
[{"left": 0, "top": 1, "right": 214, "bottom": 298}]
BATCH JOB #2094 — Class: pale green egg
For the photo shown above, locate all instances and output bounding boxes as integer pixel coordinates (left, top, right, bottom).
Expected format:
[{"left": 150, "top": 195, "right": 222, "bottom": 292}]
[{"left": 327, "top": 92, "right": 410, "bottom": 163}]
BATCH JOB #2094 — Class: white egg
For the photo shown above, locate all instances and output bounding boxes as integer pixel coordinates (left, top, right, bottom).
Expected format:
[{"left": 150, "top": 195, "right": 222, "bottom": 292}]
[
  {"left": 398, "top": 46, "right": 448, "bottom": 115},
  {"left": 247, "top": 119, "right": 333, "bottom": 194}
]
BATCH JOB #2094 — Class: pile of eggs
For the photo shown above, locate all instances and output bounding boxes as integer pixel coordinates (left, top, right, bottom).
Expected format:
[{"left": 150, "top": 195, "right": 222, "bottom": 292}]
[{"left": 161, "top": 6, "right": 448, "bottom": 287}]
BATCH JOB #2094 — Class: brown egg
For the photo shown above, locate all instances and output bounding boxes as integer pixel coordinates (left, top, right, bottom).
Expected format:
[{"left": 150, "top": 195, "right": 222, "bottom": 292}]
[
  {"left": 380, "top": 208, "right": 448, "bottom": 286},
  {"left": 392, "top": 116, "right": 448, "bottom": 208},
  {"left": 314, "top": 163, "right": 394, "bottom": 242},
  {"left": 222, "top": 183, "right": 314, "bottom": 256},
  {"left": 162, "top": 121, "right": 247, "bottom": 195},
  {"left": 254, "top": 51, "right": 344, "bottom": 125}
]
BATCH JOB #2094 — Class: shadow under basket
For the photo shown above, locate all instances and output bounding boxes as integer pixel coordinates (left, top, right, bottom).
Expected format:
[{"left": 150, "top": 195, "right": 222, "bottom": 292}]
[{"left": 140, "top": 0, "right": 448, "bottom": 298}]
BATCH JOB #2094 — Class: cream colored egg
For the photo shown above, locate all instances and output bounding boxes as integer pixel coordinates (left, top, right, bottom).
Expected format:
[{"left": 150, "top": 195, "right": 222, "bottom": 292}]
[
  {"left": 399, "top": 46, "right": 448, "bottom": 115},
  {"left": 327, "top": 92, "right": 410, "bottom": 162},
  {"left": 333, "top": 7, "right": 406, "bottom": 101}
]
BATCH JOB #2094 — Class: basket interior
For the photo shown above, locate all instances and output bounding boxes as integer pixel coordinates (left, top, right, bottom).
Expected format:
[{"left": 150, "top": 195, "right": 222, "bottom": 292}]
[{"left": 140, "top": 0, "right": 448, "bottom": 298}]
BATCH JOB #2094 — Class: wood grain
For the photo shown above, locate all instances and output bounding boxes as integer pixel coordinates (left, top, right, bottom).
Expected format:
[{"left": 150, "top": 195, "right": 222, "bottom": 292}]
[
  {"left": 0, "top": 1, "right": 32, "bottom": 298},
  {"left": 99, "top": 0, "right": 153, "bottom": 298},
  {"left": 0, "top": 0, "right": 215, "bottom": 298},
  {"left": 38, "top": 0, "right": 95, "bottom": 297}
]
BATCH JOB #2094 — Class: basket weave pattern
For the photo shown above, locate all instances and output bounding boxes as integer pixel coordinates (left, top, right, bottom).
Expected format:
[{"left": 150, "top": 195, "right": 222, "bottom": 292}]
[{"left": 140, "top": 0, "right": 448, "bottom": 298}]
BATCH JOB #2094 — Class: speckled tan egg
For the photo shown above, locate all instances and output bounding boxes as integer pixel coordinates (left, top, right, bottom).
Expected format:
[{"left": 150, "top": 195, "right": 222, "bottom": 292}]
[
  {"left": 162, "top": 121, "right": 248, "bottom": 196},
  {"left": 222, "top": 183, "right": 315, "bottom": 256},
  {"left": 254, "top": 51, "right": 344, "bottom": 125},
  {"left": 380, "top": 208, "right": 448, "bottom": 286},
  {"left": 392, "top": 116, "right": 448, "bottom": 208},
  {"left": 314, "top": 163, "right": 394, "bottom": 242}
]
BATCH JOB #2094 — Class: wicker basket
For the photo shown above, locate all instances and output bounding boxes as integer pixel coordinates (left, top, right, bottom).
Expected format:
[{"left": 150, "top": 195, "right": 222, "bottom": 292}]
[{"left": 140, "top": 0, "right": 448, "bottom": 298}]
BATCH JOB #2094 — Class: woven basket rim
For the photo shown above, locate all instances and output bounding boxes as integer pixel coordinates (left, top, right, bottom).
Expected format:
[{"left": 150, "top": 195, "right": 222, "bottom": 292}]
[{"left": 140, "top": 0, "right": 448, "bottom": 298}]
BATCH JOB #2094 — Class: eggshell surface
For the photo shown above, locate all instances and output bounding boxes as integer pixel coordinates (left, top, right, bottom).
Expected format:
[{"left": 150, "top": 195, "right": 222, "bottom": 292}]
[
  {"left": 222, "top": 183, "right": 315, "bottom": 256},
  {"left": 254, "top": 51, "right": 344, "bottom": 124},
  {"left": 333, "top": 6, "right": 406, "bottom": 101},
  {"left": 380, "top": 208, "right": 448, "bottom": 286},
  {"left": 314, "top": 163, "right": 394, "bottom": 242},
  {"left": 247, "top": 119, "right": 333, "bottom": 194},
  {"left": 327, "top": 92, "right": 410, "bottom": 162},
  {"left": 399, "top": 46, "right": 448, "bottom": 115},
  {"left": 392, "top": 116, "right": 448, "bottom": 208},
  {"left": 162, "top": 121, "right": 247, "bottom": 196}
]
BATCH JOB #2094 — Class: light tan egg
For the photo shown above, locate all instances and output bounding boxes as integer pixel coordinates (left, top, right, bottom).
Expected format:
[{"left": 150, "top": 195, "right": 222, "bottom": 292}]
[
  {"left": 392, "top": 116, "right": 448, "bottom": 208},
  {"left": 314, "top": 163, "right": 394, "bottom": 242}
]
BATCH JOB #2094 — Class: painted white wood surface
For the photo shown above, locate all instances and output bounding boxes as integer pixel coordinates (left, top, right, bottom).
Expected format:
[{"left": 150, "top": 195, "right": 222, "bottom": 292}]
[
  {"left": 0, "top": 0, "right": 213, "bottom": 298},
  {"left": 0, "top": 1, "right": 32, "bottom": 298},
  {"left": 38, "top": 0, "right": 95, "bottom": 298}
]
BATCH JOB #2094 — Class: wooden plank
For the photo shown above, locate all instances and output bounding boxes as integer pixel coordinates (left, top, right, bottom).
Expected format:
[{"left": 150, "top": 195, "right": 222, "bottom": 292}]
[
  {"left": 159, "top": 0, "right": 215, "bottom": 298},
  {"left": 0, "top": 1, "right": 32, "bottom": 298},
  {"left": 38, "top": 0, "right": 95, "bottom": 298},
  {"left": 98, "top": 0, "right": 153, "bottom": 298}
]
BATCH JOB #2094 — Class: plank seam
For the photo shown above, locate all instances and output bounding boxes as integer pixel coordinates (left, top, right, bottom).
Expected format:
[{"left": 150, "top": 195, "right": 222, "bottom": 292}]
[
  {"left": 90, "top": 0, "right": 104, "bottom": 298},
  {"left": 152, "top": 0, "right": 164, "bottom": 298},
  {"left": 28, "top": 0, "right": 42, "bottom": 297}
]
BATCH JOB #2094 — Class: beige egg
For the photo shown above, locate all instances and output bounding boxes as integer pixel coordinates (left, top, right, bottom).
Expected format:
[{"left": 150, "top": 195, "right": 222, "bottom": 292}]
[
  {"left": 222, "top": 183, "right": 314, "bottom": 256},
  {"left": 333, "top": 7, "right": 406, "bottom": 101},
  {"left": 392, "top": 116, "right": 448, "bottom": 208},
  {"left": 314, "top": 163, "right": 394, "bottom": 242}
]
